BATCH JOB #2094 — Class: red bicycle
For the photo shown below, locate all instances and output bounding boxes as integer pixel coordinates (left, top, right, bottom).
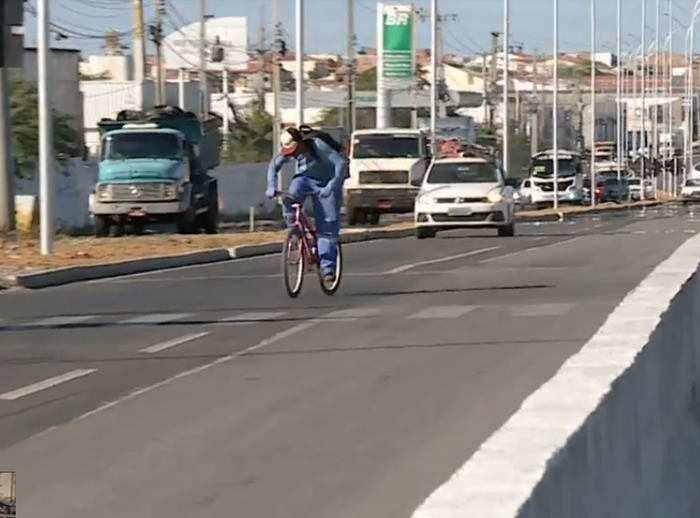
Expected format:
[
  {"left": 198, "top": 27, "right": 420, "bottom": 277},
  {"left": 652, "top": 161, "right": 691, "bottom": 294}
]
[{"left": 278, "top": 191, "right": 343, "bottom": 298}]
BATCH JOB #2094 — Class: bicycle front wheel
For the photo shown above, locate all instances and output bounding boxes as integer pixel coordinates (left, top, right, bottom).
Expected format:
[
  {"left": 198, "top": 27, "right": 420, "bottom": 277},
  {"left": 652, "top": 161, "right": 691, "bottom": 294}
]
[
  {"left": 282, "top": 227, "right": 306, "bottom": 298},
  {"left": 317, "top": 241, "right": 343, "bottom": 295}
]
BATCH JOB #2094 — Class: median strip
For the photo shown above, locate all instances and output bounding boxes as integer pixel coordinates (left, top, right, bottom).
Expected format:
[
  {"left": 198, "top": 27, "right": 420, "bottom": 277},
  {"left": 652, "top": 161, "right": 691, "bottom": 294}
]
[{"left": 0, "top": 201, "right": 667, "bottom": 290}]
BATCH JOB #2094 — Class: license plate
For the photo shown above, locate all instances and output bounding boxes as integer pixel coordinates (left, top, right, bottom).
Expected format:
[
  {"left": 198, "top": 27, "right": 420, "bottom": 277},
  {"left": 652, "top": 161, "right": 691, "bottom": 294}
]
[
  {"left": 128, "top": 208, "right": 146, "bottom": 217},
  {"left": 448, "top": 206, "right": 473, "bottom": 216}
]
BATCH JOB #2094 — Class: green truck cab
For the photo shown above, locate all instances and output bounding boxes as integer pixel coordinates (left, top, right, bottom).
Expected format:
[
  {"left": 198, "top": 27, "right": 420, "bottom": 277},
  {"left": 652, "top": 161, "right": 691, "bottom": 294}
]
[{"left": 90, "top": 106, "right": 221, "bottom": 237}]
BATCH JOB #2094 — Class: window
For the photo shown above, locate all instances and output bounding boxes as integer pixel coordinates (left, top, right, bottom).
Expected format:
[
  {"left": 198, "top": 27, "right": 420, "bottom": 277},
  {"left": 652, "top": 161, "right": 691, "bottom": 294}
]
[
  {"left": 426, "top": 161, "right": 500, "bottom": 184},
  {"left": 102, "top": 132, "right": 182, "bottom": 160},
  {"left": 351, "top": 134, "right": 421, "bottom": 159}
]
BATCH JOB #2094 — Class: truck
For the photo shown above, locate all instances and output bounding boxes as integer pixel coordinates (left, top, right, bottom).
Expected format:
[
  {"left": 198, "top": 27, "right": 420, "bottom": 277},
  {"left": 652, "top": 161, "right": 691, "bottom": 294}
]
[
  {"left": 89, "top": 105, "right": 221, "bottom": 237},
  {"left": 520, "top": 149, "right": 584, "bottom": 207},
  {"left": 345, "top": 128, "right": 430, "bottom": 226}
]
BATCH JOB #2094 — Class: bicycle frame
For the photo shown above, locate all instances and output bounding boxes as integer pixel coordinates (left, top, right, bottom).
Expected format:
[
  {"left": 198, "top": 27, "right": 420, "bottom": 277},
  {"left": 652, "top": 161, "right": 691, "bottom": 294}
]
[{"left": 289, "top": 203, "right": 318, "bottom": 266}]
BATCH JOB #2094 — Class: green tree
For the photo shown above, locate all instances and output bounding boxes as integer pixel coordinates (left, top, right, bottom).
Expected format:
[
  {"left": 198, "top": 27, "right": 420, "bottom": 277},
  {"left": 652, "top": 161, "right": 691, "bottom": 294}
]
[
  {"left": 223, "top": 101, "right": 274, "bottom": 163},
  {"left": 10, "top": 74, "right": 79, "bottom": 176}
]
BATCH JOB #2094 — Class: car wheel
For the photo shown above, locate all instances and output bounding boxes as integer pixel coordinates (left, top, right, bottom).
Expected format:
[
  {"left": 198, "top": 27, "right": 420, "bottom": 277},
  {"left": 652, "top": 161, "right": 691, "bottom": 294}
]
[
  {"left": 415, "top": 227, "right": 437, "bottom": 239},
  {"left": 497, "top": 222, "right": 515, "bottom": 237}
]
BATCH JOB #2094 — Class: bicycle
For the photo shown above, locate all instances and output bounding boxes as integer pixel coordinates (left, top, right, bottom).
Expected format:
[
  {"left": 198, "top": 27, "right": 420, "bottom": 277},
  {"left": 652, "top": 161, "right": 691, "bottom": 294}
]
[{"left": 277, "top": 191, "right": 343, "bottom": 298}]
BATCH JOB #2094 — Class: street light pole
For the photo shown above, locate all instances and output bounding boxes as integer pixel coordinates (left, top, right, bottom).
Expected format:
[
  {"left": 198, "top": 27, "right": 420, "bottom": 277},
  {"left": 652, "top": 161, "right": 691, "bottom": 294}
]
[
  {"left": 37, "top": 0, "right": 53, "bottom": 255},
  {"left": 590, "top": 0, "right": 596, "bottom": 207},
  {"left": 430, "top": 0, "right": 438, "bottom": 140},
  {"left": 503, "top": 0, "right": 510, "bottom": 175},
  {"left": 616, "top": 0, "right": 623, "bottom": 182},
  {"left": 641, "top": 0, "right": 646, "bottom": 199},
  {"left": 553, "top": 0, "right": 559, "bottom": 210},
  {"left": 296, "top": 0, "right": 305, "bottom": 126}
]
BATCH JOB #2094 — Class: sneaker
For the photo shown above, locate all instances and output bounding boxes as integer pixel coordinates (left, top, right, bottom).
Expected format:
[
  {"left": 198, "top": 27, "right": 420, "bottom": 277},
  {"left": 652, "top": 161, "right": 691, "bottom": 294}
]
[{"left": 323, "top": 271, "right": 336, "bottom": 283}]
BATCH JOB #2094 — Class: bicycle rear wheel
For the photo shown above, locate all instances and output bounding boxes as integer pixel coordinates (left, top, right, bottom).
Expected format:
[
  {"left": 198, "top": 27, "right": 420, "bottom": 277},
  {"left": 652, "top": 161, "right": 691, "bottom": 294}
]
[
  {"left": 282, "top": 228, "right": 305, "bottom": 298},
  {"left": 317, "top": 241, "right": 343, "bottom": 295}
]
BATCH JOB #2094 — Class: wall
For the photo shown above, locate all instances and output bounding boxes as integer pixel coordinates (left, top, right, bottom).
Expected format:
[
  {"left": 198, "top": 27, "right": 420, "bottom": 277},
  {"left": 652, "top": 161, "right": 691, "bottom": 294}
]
[
  {"left": 411, "top": 232, "right": 700, "bottom": 518},
  {"left": 15, "top": 159, "right": 289, "bottom": 231},
  {"left": 22, "top": 48, "right": 83, "bottom": 140}
]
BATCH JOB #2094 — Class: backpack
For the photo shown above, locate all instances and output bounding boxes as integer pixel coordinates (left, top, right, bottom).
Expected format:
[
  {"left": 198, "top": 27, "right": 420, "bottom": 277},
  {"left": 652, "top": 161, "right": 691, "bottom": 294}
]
[{"left": 298, "top": 125, "right": 344, "bottom": 155}]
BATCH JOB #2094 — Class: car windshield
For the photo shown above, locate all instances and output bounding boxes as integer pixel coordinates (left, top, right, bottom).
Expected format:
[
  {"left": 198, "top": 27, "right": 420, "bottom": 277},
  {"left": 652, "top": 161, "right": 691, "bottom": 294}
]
[
  {"left": 604, "top": 178, "right": 623, "bottom": 186},
  {"left": 530, "top": 158, "right": 578, "bottom": 177},
  {"left": 352, "top": 134, "right": 421, "bottom": 159},
  {"left": 102, "top": 132, "right": 182, "bottom": 160},
  {"left": 426, "top": 161, "right": 499, "bottom": 184}
]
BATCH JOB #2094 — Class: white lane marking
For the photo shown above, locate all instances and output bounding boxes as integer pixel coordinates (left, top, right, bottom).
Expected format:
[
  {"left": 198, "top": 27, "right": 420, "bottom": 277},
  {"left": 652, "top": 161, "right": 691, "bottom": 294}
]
[
  {"left": 0, "top": 369, "right": 98, "bottom": 401},
  {"left": 479, "top": 236, "right": 584, "bottom": 264},
  {"left": 218, "top": 311, "right": 287, "bottom": 325},
  {"left": 17, "top": 315, "right": 96, "bottom": 327},
  {"left": 76, "top": 320, "right": 320, "bottom": 421},
  {"left": 139, "top": 332, "right": 210, "bottom": 354},
  {"left": 408, "top": 305, "right": 478, "bottom": 319},
  {"left": 385, "top": 246, "right": 502, "bottom": 274},
  {"left": 315, "top": 307, "right": 382, "bottom": 322},
  {"left": 508, "top": 303, "right": 576, "bottom": 317},
  {"left": 118, "top": 313, "right": 190, "bottom": 325}
]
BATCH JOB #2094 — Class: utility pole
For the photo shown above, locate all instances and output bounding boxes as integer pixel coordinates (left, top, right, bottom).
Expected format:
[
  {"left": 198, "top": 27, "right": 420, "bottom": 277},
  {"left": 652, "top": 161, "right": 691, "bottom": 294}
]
[
  {"left": 529, "top": 49, "right": 540, "bottom": 154},
  {"left": 347, "top": 0, "right": 356, "bottom": 134},
  {"left": 436, "top": 13, "right": 458, "bottom": 117},
  {"left": 255, "top": 23, "right": 266, "bottom": 108},
  {"left": 487, "top": 31, "right": 501, "bottom": 128},
  {"left": 481, "top": 54, "right": 489, "bottom": 124},
  {"left": 132, "top": 0, "right": 146, "bottom": 84},
  {"left": 0, "top": 1, "right": 15, "bottom": 232},
  {"left": 412, "top": 8, "right": 429, "bottom": 129},
  {"left": 272, "top": 0, "right": 282, "bottom": 155},
  {"left": 149, "top": 0, "right": 166, "bottom": 105},
  {"left": 199, "top": 0, "right": 209, "bottom": 115}
]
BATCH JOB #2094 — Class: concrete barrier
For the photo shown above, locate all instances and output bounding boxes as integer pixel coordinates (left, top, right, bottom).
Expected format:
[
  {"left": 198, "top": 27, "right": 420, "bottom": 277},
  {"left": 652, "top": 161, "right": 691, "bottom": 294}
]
[{"left": 411, "top": 233, "right": 700, "bottom": 517}]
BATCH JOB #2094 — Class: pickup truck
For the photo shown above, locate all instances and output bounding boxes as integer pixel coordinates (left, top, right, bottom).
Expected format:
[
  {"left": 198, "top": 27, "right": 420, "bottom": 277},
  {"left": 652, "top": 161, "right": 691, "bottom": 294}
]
[{"left": 89, "top": 105, "right": 221, "bottom": 236}]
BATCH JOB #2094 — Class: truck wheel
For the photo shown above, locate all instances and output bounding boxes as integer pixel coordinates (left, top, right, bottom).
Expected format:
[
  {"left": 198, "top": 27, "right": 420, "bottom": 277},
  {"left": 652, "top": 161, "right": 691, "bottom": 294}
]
[
  {"left": 94, "top": 215, "right": 110, "bottom": 238},
  {"left": 348, "top": 208, "right": 367, "bottom": 226},
  {"left": 176, "top": 209, "right": 198, "bottom": 234},
  {"left": 128, "top": 221, "right": 145, "bottom": 236},
  {"left": 198, "top": 202, "right": 219, "bottom": 234},
  {"left": 367, "top": 211, "right": 381, "bottom": 226}
]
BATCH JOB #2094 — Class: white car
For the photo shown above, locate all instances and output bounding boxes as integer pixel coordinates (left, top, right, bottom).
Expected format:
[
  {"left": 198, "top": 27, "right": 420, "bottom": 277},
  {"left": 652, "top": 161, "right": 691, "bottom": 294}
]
[
  {"left": 681, "top": 178, "right": 700, "bottom": 203},
  {"left": 414, "top": 155, "right": 516, "bottom": 239}
]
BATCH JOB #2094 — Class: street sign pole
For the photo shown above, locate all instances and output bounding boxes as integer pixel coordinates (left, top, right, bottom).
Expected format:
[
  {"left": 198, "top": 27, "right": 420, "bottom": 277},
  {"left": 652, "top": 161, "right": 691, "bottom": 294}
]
[{"left": 377, "top": 4, "right": 414, "bottom": 129}]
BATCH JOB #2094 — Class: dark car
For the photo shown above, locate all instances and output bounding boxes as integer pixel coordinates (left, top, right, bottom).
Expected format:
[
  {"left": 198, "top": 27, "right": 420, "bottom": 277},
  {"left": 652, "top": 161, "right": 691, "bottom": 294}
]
[{"left": 600, "top": 177, "right": 630, "bottom": 203}]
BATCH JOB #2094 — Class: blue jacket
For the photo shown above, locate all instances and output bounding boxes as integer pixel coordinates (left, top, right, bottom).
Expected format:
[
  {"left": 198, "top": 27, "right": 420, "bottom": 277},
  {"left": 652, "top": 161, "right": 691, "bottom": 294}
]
[{"left": 267, "top": 137, "right": 347, "bottom": 191}]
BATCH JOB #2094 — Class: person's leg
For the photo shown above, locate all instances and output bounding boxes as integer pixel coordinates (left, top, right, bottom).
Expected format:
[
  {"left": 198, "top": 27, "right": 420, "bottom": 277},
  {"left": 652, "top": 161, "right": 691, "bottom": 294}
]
[
  {"left": 282, "top": 175, "right": 309, "bottom": 227},
  {"left": 311, "top": 186, "right": 341, "bottom": 278}
]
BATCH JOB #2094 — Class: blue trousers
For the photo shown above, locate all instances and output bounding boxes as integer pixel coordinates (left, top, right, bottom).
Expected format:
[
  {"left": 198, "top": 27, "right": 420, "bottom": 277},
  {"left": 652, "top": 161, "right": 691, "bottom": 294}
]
[{"left": 283, "top": 175, "right": 341, "bottom": 274}]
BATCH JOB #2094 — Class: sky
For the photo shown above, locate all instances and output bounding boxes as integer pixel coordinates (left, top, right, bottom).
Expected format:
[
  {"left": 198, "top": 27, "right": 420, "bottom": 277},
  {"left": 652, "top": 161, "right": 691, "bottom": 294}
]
[{"left": 21, "top": 0, "right": 698, "bottom": 59}]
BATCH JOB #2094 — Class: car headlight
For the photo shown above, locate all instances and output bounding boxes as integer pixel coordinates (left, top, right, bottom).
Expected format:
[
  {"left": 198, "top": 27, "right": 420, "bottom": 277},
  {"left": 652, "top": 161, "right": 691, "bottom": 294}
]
[
  {"left": 486, "top": 190, "right": 503, "bottom": 203},
  {"left": 417, "top": 195, "right": 434, "bottom": 205}
]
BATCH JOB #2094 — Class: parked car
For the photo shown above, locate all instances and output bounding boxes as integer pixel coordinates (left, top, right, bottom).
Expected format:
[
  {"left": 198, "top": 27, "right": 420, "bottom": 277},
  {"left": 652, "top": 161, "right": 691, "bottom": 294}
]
[
  {"left": 600, "top": 177, "right": 630, "bottom": 203},
  {"left": 628, "top": 178, "right": 655, "bottom": 200}
]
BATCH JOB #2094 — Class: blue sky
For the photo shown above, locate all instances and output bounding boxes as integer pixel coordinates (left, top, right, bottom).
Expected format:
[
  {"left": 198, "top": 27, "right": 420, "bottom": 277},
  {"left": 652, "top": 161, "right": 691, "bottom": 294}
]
[{"left": 23, "top": 0, "right": 696, "bottom": 57}]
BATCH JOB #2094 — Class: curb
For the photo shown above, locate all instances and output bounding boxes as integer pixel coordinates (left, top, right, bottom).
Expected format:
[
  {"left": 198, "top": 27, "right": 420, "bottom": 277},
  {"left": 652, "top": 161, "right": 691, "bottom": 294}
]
[
  {"left": 516, "top": 200, "right": 666, "bottom": 222},
  {"left": 3, "top": 227, "right": 416, "bottom": 290},
  {"left": 1, "top": 202, "right": 665, "bottom": 290}
]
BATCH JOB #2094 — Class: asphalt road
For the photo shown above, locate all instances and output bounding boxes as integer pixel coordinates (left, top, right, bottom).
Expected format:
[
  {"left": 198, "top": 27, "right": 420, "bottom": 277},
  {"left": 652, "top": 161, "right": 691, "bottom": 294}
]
[{"left": 0, "top": 203, "right": 698, "bottom": 518}]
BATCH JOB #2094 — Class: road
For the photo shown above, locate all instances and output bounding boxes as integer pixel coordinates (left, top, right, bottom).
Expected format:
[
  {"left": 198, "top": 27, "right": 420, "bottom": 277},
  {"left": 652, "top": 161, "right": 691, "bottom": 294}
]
[{"left": 0, "top": 203, "right": 698, "bottom": 517}]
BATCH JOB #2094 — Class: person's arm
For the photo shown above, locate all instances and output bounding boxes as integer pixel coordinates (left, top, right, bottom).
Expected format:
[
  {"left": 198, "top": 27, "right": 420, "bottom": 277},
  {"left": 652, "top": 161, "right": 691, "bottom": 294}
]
[
  {"left": 267, "top": 153, "right": 289, "bottom": 191},
  {"left": 315, "top": 139, "right": 347, "bottom": 190}
]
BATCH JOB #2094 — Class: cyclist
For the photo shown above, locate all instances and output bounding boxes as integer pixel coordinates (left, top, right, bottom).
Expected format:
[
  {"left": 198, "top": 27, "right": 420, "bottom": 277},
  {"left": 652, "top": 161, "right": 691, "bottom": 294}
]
[{"left": 266, "top": 127, "right": 348, "bottom": 283}]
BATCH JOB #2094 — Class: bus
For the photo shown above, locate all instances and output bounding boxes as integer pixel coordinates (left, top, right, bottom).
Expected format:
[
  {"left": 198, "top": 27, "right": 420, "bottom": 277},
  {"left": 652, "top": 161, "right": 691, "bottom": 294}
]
[{"left": 521, "top": 149, "right": 584, "bottom": 206}]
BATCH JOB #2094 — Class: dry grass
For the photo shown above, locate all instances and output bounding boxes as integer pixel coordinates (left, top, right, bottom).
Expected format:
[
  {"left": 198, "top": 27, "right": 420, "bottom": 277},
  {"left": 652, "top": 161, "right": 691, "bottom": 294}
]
[{"left": 0, "top": 201, "right": 662, "bottom": 271}]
